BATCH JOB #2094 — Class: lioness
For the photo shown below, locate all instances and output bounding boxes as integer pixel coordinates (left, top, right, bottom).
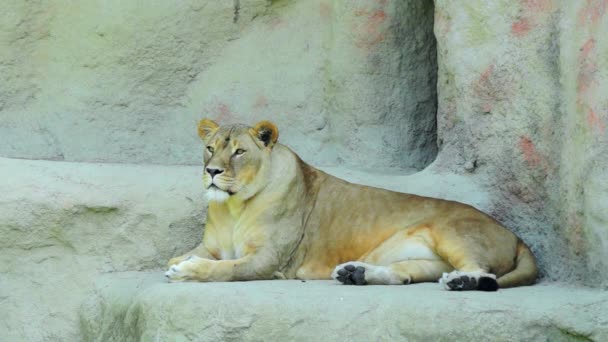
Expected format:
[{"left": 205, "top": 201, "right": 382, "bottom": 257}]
[{"left": 165, "top": 119, "right": 538, "bottom": 291}]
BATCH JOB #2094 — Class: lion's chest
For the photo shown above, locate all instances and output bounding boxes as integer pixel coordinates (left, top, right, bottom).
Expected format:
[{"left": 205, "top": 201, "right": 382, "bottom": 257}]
[
  {"left": 205, "top": 221, "right": 253, "bottom": 260},
  {"left": 205, "top": 200, "right": 262, "bottom": 260}
]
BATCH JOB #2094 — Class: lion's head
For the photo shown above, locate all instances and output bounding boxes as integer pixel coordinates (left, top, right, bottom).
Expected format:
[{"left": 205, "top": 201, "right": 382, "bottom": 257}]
[{"left": 197, "top": 119, "right": 279, "bottom": 202}]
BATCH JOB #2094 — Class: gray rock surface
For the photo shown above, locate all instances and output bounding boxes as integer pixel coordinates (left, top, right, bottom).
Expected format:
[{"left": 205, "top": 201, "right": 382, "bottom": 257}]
[
  {"left": 0, "top": 0, "right": 437, "bottom": 170},
  {"left": 0, "top": 158, "right": 205, "bottom": 341},
  {"left": 80, "top": 272, "right": 608, "bottom": 341},
  {"left": 432, "top": 0, "right": 608, "bottom": 287},
  {"left": 2, "top": 0, "right": 608, "bottom": 341},
  {"left": 0, "top": 157, "right": 486, "bottom": 341}
]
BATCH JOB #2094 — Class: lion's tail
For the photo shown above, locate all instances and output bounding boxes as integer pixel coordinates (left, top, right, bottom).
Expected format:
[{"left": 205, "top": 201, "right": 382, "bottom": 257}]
[{"left": 497, "top": 240, "right": 538, "bottom": 288}]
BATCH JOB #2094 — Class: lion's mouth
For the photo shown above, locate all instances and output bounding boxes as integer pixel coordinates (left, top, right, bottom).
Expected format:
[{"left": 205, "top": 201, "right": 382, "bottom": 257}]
[{"left": 209, "top": 183, "right": 235, "bottom": 196}]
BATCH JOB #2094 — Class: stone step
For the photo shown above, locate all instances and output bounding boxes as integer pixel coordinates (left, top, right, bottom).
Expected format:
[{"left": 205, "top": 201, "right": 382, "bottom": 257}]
[
  {"left": 0, "top": 157, "right": 488, "bottom": 341},
  {"left": 0, "top": 157, "right": 206, "bottom": 342},
  {"left": 81, "top": 271, "right": 608, "bottom": 341}
]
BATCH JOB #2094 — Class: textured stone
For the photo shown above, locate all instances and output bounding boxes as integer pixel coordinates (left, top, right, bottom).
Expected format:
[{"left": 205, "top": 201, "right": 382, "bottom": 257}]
[
  {"left": 0, "top": 158, "right": 486, "bottom": 342},
  {"left": 582, "top": 155, "right": 608, "bottom": 282},
  {"left": 2, "top": 0, "right": 608, "bottom": 341},
  {"left": 80, "top": 272, "right": 608, "bottom": 341},
  {"left": 432, "top": 0, "right": 608, "bottom": 287},
  {"left": 0, "top": 0, "right": 437, "bottom": 170},
  {"left": 0, "top": 158, "right": 205, "bottom": 341}
]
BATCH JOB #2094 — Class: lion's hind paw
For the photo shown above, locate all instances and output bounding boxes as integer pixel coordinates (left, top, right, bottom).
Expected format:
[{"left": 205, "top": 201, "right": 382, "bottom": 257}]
[
  {"left": 439, "top": 271, "right": 498, "bottom": 291},
  {"left": 333, "top": 263, "right": 368, "bottom": 285}
]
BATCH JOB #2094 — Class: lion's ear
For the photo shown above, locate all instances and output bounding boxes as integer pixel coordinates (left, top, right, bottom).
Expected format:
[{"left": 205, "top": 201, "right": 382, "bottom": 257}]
[
  {"left": 250, "top": 120, "right": 279, "bottom": 148},
  {"left": 197, "top": 119, "right": 219, "bottom": 141}
]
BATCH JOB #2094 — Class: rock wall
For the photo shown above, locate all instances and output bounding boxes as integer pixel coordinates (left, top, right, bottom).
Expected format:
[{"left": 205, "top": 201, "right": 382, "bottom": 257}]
[
  {"left": 0, "top": 0, "right": 437, "bottom": 170},
  {"left": 1, "top": 0, "right": 608, "bottom": 341},
  {"left": 433, "top": 0, "right": 608, "bottom": 286}
]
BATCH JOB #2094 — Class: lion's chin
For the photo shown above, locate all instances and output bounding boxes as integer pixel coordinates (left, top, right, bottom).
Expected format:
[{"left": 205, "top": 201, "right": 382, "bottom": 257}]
[{"left": 206, "top": 187, "right": 231, "bottom": 203}]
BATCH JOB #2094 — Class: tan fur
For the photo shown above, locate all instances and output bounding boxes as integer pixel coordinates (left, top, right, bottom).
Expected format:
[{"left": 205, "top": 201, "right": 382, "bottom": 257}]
[{"left": 166, "top": 120, "right": 538, "bottom": 289}]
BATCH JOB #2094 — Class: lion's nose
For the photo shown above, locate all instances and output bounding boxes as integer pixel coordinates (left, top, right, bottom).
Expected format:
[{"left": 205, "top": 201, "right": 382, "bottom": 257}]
[{"left": 206, "top": 168, "right": 224, "bottom": 177}]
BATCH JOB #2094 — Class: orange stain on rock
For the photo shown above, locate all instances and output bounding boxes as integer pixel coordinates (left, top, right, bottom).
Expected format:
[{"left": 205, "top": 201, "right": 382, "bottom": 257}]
[
  {"left": 473, "top": 64, "right": 495, "bottom": 94},
  {"left": 522, "top": 0, "right": 553, "bottom": 12},
  {"left": 511, "top": 18, "right": 531, "bottom": 37},
  {"left": 353, "top": 7, "right": 388, "bottom": 50},
  {"left": 366, "top": 10, "right": 387, "bottom": 41},
  {"left": 253, "top": 95, "right": 269, "bottom": 109},
  {"left": 578, "top": 0, "right": 608, "bottom": 26},
  {"left": 511, "top": 0, "right": 554, "bottom": 38},
  {"left": 577, "top": 65, "right": 598, "bottom": 94},
  {"left": 579, "top": 38, "right": 596, "bottom": 60},
  {"left": 480, "top": 64, "right": 495, "bottom": 83},
  {"left": 319, "top": 2, "right": 332, "bottom": 18},
  {"left": 519, "top": 136, "right": 543, "bottom": 168},
  {"left": 369, "top": 10, "right": 387, "bottom": 24},
  {"left": 482, "top": 103, "right": 493, "bottom": 113},
  {"left": 216, "top": 103, "right": 233, "bottom": 123},
  {"left": 577, "top": 39, "right": 598, "bottom": 100},
  {"left": 576, "top": 37, "right": 605, "bottom": 136},
  {"left": 587, "top": 109, "right": 606, "bottom": 134},
  {"left": 473, "top": 64, "right": 502, "bottom": 112}
]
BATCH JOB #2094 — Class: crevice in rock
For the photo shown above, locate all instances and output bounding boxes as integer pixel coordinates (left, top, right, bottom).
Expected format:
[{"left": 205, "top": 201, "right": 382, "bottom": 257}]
[
  {"left": 233, "top": 0, "right": 241, "bottom": 23},
  {"left": 386, "top": 0, "right": 438, "bottom": 170}
]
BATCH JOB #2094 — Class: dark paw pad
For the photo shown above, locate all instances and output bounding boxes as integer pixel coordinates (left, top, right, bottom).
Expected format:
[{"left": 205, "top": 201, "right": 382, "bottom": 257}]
[
  {"left": 446, "top": 275, "right": 478, "bottom": 291},
  {"left": 477, "top": 276, "right": 499, "bottom": 291},
  {"left": 336, "top": 265, "right": 367, "bottom": 285}
]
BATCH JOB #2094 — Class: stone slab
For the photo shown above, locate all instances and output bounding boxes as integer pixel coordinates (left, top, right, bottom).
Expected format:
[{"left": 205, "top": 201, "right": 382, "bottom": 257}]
[{"left": 81, "top": 272, "right": 608, "bottom": 341}]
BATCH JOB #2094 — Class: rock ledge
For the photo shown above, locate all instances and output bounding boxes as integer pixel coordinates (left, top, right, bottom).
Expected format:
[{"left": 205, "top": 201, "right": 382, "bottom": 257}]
[{"left": 81, "top": 272, "right": 608, "bottom": 341}]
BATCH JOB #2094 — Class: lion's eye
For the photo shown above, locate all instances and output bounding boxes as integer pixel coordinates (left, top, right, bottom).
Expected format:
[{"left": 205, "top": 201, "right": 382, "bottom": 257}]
[
  {"left": 234, "top": 148, "right": 246, "bottom": 156},
  {"left": 207, "top": 146, "right": 214, "bottom": 153}
]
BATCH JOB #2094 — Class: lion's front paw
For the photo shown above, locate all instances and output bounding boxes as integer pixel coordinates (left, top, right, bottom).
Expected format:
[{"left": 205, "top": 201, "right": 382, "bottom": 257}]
[
  {"left": 167, "top": 258, "right": 181, "bottom": 267},
  {"left": 167, "top": 255, "right": 193, "bottom": 267},
  {"left": 165, "top": 264, "right": 186, "bottom": 282},
  {"left": 164, "top": 256, "right": 198, "bottom": 283}
]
